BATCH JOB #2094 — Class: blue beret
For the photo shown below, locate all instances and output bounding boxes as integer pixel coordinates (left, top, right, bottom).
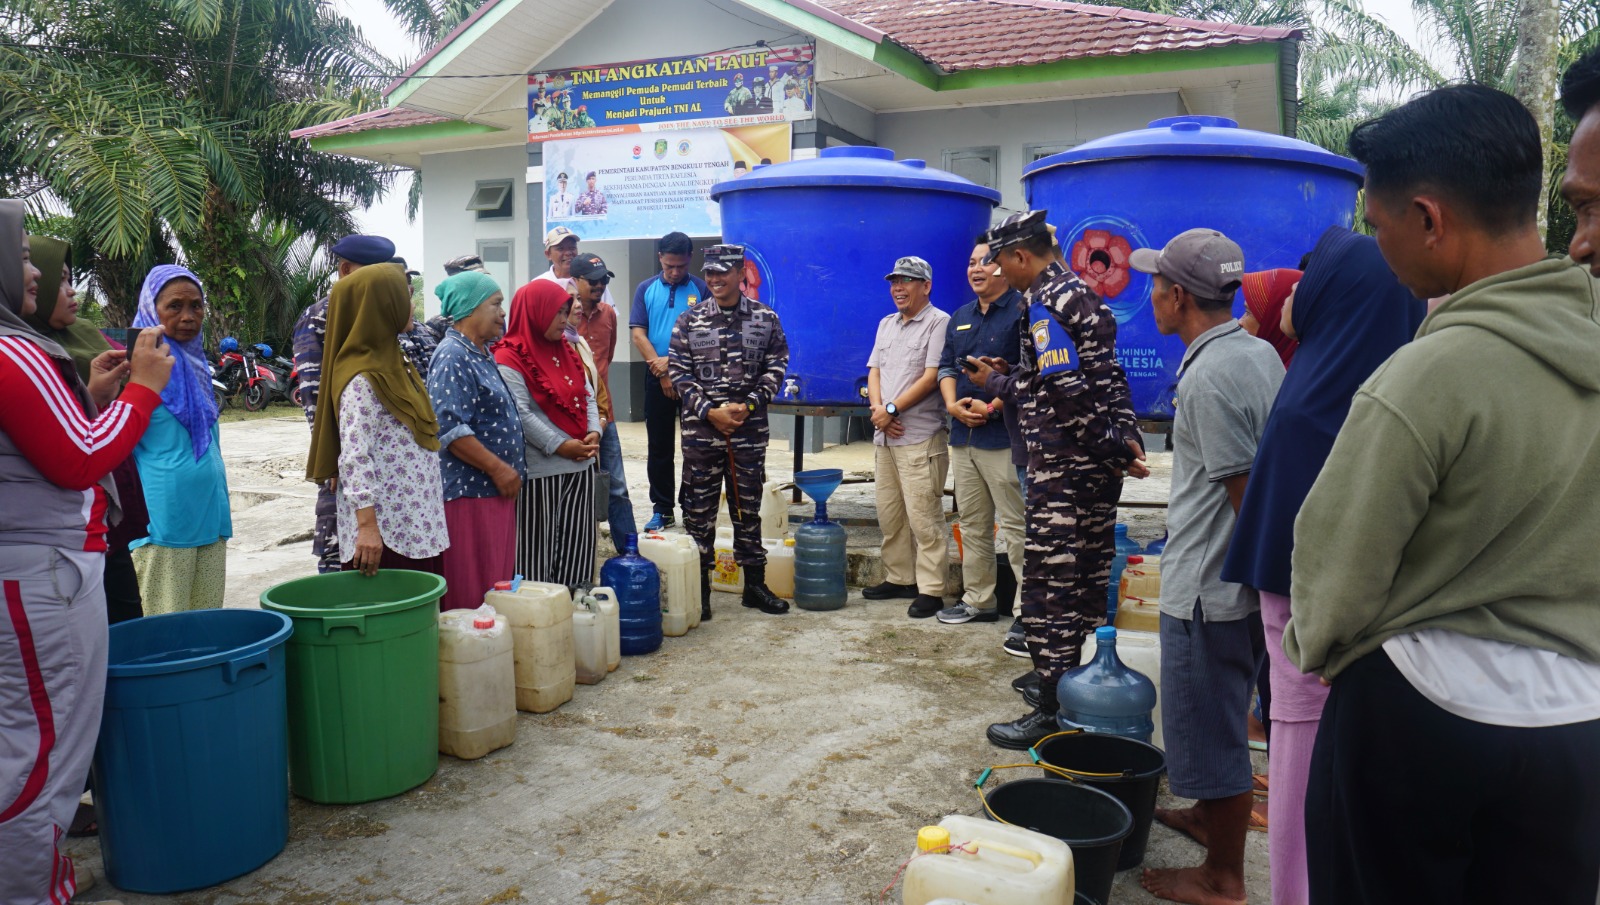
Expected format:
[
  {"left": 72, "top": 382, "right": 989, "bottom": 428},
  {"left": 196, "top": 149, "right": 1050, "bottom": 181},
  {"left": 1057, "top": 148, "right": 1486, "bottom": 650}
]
[{"left": 331, "top": 234, "right": 396, "bottom": 265}]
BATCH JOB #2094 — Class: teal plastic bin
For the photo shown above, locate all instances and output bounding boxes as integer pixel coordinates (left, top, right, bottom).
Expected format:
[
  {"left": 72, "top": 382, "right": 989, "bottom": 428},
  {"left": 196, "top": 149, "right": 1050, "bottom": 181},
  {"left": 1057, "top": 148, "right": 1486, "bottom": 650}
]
[
  {"left": 94, "top": 609, "right": 292, "bottom": 893},
  {"left": 261, "top": 569, "right": 444, "bottom": 803}
]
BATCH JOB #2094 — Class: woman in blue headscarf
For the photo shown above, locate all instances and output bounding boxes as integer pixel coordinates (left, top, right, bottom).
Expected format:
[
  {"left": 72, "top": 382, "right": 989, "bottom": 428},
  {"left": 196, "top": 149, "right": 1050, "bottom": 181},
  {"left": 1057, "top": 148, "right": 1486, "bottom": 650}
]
[
  {"left": 1221, "top": 226, "right": 1424, "bottom": 905},
  {"left": 129, "top": 265, "right": 232, "bottom": 614}
]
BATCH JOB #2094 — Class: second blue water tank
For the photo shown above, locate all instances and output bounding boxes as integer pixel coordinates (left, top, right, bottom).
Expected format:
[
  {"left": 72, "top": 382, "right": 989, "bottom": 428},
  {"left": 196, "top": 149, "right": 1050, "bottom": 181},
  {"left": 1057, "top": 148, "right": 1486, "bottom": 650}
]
[
  {"left": 1023, "top": 116, "right": 1363, "bottom": 419},
  {"left": 711, "top": 147, "right": 1000, "bottom": 406}
]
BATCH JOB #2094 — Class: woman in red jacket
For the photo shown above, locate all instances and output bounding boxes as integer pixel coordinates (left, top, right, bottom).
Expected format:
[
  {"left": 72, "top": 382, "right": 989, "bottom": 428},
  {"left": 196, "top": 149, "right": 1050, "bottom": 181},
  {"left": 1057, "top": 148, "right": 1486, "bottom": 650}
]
[{"left": 0, "top": 199, "right": 173, "bottom": 905}]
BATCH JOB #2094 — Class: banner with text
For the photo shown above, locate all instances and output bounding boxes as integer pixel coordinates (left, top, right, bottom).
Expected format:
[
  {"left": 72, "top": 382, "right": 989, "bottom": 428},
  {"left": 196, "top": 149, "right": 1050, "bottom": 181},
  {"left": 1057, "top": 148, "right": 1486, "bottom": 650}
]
[
  {"left": 528, "top": 41, "right": 814, "bottom": 143},
  {"left": 543, "top": 123, "right": 791, "bottom": 241}
]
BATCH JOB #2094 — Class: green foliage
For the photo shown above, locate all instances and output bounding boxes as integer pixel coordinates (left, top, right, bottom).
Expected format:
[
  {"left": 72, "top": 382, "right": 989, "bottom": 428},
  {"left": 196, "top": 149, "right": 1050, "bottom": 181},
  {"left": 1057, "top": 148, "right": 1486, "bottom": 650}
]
[{"left": 1, "top": 0, "right": 402, "bottom": 338}]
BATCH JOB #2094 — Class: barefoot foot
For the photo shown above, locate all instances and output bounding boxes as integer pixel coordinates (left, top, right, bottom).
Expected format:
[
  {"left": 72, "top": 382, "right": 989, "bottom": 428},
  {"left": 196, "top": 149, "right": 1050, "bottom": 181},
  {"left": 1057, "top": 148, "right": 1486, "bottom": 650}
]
[
  {"left": 1155, "top": 805, "right": 1210, "bottom": 848},
  {"left": 1142, "top": 865, "right": 1248, "bottom": 905}
]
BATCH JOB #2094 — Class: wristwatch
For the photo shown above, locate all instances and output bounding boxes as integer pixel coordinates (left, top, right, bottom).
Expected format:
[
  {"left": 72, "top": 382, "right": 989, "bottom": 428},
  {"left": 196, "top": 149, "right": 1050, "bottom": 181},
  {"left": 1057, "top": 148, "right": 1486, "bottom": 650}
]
[
  {"left": 885, "top": 402, "right": 899, "bottom": 418},
  {"left": 986, "top": 402, "right": 998, "bottom": 419}
]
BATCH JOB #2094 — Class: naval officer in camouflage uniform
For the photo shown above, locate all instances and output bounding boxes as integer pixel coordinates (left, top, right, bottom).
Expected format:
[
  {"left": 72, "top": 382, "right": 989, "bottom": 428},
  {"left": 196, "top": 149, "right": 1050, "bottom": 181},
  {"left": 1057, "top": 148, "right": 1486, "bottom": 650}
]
[
  {"left": 666, "top": 244, "right": 790, "bottom": 619},
  {"left": 968, "top": 210, "right": 1148, "bottom": 749}
]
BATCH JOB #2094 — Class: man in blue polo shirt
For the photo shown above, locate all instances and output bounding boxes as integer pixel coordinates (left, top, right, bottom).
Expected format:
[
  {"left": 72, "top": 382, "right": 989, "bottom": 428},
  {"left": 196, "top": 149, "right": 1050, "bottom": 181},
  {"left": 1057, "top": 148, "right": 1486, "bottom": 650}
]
[
  {"left": 629, "top": 231, "right": 709, "bottom": 531},
  {"left": 935, "top": 235, "right": 1026, "bottom": 625}
]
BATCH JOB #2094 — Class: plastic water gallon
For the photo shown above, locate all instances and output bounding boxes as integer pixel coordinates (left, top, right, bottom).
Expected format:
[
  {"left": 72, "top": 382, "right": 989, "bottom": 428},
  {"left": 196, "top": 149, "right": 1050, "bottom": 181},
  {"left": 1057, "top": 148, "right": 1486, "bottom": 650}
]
[
  {"left": 571, "top": 595, "right": 607, "bottom": 685},
  {"left": 437, "top": 605, "right": 516, "bottom": 759},
  {"left": 1080, "top": 628, "right": 1164, "bottom": 749},
  {"left": 761, "top": 480, "right": 789, "bottom": 540},
  {"left": 901, "top": 815, "right": 1075, "bottom": 905},
  {"left": 1145, "top": 533, "right": 1167, "bottom": 555},
  {"left": 483, "top": 579, "right": 575, "bottom": 714},
  {"left": 1058, "top": 626, "right": 1158, "bottom": 743},
  {"left": 639, "top": 532, "right": 702, "bottom": 636},
  {"left": 1118, "top": 555, "right": 1162, "bottom": 605},
  {"left": 1106, "top": 524, "right": 1143, "bottom": 617},
  {"left": 590, "top": 586, "right": 622, "bottom": 671},
  {"left": 793, "top": 469, "right": 848, "bottom": 610},
  {"left": 765, "top": 538, "right": 796, "bottom": 599},
  {"left": 711, "top": 526, "right": 744, "bottom": 593},
  {"left": 600, "top": 535, "right": 663, "bottom": 655}
]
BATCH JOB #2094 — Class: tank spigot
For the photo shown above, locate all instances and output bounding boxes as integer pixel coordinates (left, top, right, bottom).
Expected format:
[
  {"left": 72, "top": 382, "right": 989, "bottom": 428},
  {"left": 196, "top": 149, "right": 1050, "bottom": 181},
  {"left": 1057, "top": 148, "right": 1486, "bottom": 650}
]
[{"left": 782, "top": 378, "right": 799, "bottom": 399}]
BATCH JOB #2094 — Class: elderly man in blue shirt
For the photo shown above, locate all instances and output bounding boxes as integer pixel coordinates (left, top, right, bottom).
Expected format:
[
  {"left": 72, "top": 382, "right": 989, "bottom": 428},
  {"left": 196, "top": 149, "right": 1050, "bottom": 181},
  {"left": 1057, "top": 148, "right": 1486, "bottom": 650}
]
[{"left": 935, "top": 235, "right": 1026, "bottom": 626}]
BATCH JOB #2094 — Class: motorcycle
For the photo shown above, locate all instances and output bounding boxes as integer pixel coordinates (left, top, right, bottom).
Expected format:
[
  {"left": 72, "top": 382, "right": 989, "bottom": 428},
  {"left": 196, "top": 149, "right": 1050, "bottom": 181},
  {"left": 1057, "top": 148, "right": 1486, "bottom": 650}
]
[
  {"left": 254, "top": 344, "right": 302, "bottom": 408},
  {"left": 216, "top": 340, "right": 286, "bottom": 412}
]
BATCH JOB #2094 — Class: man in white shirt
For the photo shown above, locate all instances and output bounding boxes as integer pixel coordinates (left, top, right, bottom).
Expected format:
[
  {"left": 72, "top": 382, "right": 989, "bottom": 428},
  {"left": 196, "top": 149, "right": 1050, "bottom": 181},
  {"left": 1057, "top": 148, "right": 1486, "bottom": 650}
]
[{"left": 548, "top": 173, "right": 573, "bottom": 220}]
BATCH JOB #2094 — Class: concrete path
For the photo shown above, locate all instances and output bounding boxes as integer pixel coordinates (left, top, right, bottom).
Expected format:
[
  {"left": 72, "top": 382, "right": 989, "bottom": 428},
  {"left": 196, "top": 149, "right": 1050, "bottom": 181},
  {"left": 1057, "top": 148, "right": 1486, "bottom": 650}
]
[{"left": 67, "top": 413, "right": 1268, "bottom": 904}]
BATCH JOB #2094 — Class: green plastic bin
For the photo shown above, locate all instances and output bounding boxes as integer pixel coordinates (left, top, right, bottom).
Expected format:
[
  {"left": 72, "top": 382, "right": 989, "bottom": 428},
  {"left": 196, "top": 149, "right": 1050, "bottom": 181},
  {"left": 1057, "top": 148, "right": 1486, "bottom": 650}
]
[{"left": 260, "top": 569, "right": 445, "bottom": 803}]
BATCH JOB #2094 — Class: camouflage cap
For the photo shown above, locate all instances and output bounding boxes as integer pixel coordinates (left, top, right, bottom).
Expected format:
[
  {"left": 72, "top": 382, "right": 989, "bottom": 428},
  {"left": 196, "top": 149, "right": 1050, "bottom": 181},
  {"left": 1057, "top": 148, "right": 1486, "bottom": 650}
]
[
  {"left": 981, "top": 210, "right": 1051, "bottom": 264},
  {"left": 702, "top": 244, "right": 746, "bottom": 273}
]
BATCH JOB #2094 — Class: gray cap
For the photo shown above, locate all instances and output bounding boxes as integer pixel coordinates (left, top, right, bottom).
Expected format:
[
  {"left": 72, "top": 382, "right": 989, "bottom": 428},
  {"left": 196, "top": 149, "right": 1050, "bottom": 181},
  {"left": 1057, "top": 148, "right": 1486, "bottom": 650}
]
[
  {"left": 884, "top": 256, "right": 932, "bottom": 282},
  {"left": 1129, "top": 228, "right": 1245, "bottom": 300}
]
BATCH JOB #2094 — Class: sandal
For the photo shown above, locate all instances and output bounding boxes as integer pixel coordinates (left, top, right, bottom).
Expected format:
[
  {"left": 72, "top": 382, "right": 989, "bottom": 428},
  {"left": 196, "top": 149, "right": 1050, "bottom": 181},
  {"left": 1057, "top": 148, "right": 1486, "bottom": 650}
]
[
  {"left": 1249, "top": 799, "right": 1269, "bottom": 832},
  {"left": 1251, "top": 773, "right": 1269, "bottom": 797}
]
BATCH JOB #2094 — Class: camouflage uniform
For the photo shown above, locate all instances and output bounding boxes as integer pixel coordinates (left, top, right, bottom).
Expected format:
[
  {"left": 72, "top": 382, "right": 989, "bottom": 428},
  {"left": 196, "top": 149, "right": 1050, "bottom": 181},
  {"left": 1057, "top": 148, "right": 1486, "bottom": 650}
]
[
  {"left": 1009, "top": 260, "right": 1138, "bottom": 701},
  {"left": 666, "top": 295, "right": 789, "bottom": 571},
  {"left": 292, "top": 294, "right": 438, "bottom": 573}
]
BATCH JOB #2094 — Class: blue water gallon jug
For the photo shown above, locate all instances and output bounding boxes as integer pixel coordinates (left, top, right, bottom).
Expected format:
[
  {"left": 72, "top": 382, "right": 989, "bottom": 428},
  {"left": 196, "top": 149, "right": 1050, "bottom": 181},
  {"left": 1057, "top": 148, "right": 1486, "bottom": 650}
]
[
  {"left": 1145, "top": 532, "right": 1167, "bottom": 556},
  {"left": 1107, "top": 524, "right": 1142, "bottom": 618},
  {"left": 599, "top": 534, "right": 662, "bottom": 655},
  {"left": 1057, "top": 626, "right": 1158, "bottom": 743},
  {"left": 794, "top": 505, "right": 848, "bottom": 611}
]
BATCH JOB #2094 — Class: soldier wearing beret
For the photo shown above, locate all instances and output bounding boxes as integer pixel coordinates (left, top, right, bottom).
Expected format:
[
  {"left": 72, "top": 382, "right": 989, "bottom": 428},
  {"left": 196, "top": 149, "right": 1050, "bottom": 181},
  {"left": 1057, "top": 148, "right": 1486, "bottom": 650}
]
[
  {"left": 968, "top": 210, "right": 1148, "bottom": 749},
  {"left": 666, "top": 245, "right": 790, "bottom": 619}
]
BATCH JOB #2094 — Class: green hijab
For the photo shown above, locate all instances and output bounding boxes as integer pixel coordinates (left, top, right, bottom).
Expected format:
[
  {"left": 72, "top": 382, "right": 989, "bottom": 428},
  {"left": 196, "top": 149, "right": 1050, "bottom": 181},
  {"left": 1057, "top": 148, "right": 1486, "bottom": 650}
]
[
  {"left": 23, "top": 237, "right": 111, "bottom": 382},
  {"left": 305, "top": 264, "right": 439, "bottom": 483}
]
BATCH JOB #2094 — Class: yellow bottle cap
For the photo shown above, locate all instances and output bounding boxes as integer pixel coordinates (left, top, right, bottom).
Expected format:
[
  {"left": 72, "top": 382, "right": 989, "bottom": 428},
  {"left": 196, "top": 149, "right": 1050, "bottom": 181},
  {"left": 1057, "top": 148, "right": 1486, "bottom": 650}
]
[
  {"left": 784, "top": 538, "right": 795, "bottom": 547},
  {"left": 917, "top": 826, "right": 951, "bottom": 853}
]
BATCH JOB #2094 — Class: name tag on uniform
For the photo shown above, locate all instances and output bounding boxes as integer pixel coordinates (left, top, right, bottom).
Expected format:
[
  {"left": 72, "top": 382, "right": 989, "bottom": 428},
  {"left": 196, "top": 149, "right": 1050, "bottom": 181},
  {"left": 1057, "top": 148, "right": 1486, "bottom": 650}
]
[
  {"left": 689, "top": 329, "right": 719, "bottom": 353},
  {"left": 956, "top": 323, "right": 973, "bottom": 331},
  {"left": 1029, "top": 301, "right": 1079, "bottom": 375}
]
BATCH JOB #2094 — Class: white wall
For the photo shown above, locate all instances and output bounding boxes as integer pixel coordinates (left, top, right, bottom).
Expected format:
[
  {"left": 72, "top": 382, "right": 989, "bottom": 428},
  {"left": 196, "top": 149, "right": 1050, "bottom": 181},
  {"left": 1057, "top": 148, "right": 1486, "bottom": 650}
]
[
  {"left": 875, "top": 92, "right": 1187, "bottom": 216},
  {"left": 419, "top": 143, "right": 532, "bottom": 317}
]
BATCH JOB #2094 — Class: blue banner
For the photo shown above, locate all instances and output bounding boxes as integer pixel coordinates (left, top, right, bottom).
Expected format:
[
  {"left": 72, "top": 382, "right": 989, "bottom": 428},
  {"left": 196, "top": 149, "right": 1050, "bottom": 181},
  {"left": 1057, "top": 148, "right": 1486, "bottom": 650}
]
[{"left": 528, "top": 41, "right": 815, "bottom": 143}]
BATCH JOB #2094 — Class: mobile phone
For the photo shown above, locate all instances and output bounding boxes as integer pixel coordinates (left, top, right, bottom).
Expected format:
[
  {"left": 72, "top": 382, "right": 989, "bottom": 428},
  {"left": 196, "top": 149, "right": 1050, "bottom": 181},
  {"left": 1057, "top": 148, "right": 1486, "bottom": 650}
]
[
  {"left": 961, "top": 357, "right": 981, "bottom": 372},
  {"left": 100, "top": 327, "right": 135, "bottom": 348}
]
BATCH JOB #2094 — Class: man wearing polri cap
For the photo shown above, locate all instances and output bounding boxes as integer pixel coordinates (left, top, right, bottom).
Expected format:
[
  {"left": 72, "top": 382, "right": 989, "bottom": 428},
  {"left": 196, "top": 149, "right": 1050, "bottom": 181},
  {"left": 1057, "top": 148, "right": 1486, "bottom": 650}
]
[
  {"left": 967, "top": 210, "right": 1147, "bottom": 749},
  {"left": 667, "top": 245, "right": 791, "bottom": 620}
]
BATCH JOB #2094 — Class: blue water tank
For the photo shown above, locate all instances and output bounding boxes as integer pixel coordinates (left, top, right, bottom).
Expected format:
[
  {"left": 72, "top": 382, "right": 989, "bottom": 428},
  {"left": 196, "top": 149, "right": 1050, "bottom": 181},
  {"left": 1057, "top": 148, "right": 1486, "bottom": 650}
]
[
  {"left": 711, "top": 147, "right": 1000, "bottom": 406},
  {"left": 1057, "top": 626, "right": 1159, "bottom": 743},
  {"left": 601, "top": 534, "right": 663, "bottom": 655},
  {"left": 1022, "top": 116, "right": 1363, "bottom": 419}
]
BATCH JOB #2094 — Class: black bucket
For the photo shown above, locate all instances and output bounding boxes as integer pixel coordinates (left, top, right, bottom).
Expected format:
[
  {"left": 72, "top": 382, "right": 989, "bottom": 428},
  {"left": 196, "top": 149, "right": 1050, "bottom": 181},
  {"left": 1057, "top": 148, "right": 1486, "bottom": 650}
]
[
  {"left": 1035, "top": 732, "right": 1167, "bottom": 870},
  {"left": 984, "top": 777, "right": 1134, "bottom": 905}
]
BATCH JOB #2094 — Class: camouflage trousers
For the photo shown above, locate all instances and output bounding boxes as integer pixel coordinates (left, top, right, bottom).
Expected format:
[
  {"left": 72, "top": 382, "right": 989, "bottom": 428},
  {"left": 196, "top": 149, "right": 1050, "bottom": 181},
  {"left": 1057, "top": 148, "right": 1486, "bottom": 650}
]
[
  {"left": 313, "top": 482, "right": 341, "bottom": 574},
  {"left": 680, "top": 441, "right": 768, "bottom": 571},
  {"left": 1020, "top": 465, "right": 1123, "bottom": 708}
]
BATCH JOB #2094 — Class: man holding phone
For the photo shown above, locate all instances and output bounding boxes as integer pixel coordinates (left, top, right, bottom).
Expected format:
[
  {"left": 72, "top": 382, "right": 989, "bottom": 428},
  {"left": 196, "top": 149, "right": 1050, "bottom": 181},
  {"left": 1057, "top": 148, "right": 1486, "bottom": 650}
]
[{"left": 933, "top": 236, "right": 1026, "bottom": 626}]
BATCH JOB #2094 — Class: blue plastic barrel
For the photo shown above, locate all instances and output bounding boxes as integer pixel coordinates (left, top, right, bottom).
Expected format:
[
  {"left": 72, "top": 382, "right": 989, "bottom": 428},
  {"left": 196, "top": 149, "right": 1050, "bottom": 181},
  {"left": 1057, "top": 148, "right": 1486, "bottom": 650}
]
[
  {"left": 93, "top": 609, "right": 293, "bottom": 893},
  {"left": 1023, "top": 116, "right": 1363, "bottom": 418},
  {"left": 601, "top": 534, "right": 662, "bottom": 655},
  {"left": 711, "top": 148, "right": 1000, "bottom": 406},
  {"left": 1056, "top": 626, "right": 1158, "bottom": 743}
]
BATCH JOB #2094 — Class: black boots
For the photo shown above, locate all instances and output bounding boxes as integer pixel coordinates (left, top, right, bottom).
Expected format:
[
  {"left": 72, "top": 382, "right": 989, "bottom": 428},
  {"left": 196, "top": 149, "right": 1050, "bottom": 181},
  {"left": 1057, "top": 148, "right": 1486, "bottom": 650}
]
[
  {"left": 741, "top": 564, "right": 789, "bottom": 615},
  {"left": 701, "top": 571, "right": 713, "bottom": 622}
]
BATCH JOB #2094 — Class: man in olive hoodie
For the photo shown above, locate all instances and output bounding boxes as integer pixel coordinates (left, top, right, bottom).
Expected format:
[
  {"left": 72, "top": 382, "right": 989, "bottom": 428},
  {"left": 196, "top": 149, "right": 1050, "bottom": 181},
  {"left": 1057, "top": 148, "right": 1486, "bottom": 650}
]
[{"left": 1286, "top": 84, "right": 1600, "bottom": 904}]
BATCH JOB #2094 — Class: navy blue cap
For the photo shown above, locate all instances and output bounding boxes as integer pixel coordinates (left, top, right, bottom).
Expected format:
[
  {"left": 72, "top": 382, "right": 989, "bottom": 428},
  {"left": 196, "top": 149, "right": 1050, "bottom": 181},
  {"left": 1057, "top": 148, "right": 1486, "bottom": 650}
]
[{"left": 331, "top": 234, "right": 396, "bottom": 265}]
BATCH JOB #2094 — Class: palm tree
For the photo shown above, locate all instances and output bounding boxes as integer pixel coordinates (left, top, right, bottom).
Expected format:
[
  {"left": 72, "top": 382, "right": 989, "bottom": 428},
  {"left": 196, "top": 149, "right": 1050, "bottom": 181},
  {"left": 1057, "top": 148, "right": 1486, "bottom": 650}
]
[{"left": 1, "top": 0, "right": 399, "bottom": 335}]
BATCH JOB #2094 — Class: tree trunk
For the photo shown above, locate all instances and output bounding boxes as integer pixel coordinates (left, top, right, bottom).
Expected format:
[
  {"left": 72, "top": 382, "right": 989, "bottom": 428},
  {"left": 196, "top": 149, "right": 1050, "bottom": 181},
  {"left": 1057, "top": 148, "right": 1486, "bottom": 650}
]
[{"left": 1513, "top": 0, "right": 1561, "bottom": 237}]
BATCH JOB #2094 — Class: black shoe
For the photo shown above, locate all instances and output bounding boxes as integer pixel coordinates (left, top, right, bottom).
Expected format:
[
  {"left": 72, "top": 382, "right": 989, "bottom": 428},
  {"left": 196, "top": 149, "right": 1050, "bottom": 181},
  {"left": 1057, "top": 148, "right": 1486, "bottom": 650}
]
[
  {"left": 862, "top": 581, "right": 918, "bottom": 600},
  {"left": 1011, "top": 670, "right": 1039, "bottom": 693},
  {"left": 741, "top": 565, "right": 789, "bottom": 615},
  {"left": 1021, "top": 682, "right": 1042, "bottom": 710},
  {"left": 986, "top": 709, "right": 1058, "bottom": 750},
  {"left": 700, "top": 572, "right": 713, "bottom": 622},
  {"left": 907, "top": 594, "right": 943, "bottom": 618}
]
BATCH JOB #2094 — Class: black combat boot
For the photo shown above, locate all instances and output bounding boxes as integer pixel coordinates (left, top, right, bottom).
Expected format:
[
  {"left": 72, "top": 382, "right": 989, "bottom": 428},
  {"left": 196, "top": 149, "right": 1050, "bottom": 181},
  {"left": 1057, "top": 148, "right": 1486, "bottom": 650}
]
[
  {"left": 741, "top": 564, "right": 789, "bottom": 615},
  {"left": 701, "top": 570, "right": 713, "bottom": 622},
  {"left": 987, "top": 682, "right": 1059, "bottom": 750}
]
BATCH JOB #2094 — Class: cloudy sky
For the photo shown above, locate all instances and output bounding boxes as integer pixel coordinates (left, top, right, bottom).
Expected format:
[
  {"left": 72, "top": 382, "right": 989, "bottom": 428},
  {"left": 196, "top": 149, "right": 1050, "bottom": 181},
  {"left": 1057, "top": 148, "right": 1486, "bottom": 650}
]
[{"left": 332, "top": 0, "right": 1440, "bottom": 271}]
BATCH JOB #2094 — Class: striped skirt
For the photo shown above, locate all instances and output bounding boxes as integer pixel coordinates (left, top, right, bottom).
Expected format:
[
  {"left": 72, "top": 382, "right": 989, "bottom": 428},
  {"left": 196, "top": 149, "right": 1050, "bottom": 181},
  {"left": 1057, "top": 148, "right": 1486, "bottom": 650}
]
[{"left": 515, "top": 466, "right": 598, "bottom": 590}]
